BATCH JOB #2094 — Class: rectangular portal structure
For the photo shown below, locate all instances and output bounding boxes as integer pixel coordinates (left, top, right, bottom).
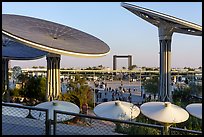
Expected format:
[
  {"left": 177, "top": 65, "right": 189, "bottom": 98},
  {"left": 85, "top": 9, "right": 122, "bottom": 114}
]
[{"left": 113, "top": 55, "right": 132, "bottom": 70}]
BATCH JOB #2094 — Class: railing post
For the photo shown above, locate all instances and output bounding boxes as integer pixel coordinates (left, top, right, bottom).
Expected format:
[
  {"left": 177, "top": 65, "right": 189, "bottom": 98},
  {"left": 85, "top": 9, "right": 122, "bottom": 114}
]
[
  {"left": 45, "top": 119, "right": 51, "bottom": 135},
  {"left": 53, "top": 110, "right": 57, "bottom": 135},
  {"left": 169, "top": 127, "right": 171, "bottom": 135},
  {"left": 161, "top": 126, "right": 164, "bottom": 135},
  {"left": 45, "top": 109, "right": 51, "bottom": 135}
]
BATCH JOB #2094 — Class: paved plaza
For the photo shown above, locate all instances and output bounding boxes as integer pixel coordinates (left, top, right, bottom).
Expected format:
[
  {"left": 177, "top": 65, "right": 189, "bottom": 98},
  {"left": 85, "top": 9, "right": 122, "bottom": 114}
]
[
  {"left": 2, "top": 114, "right": 123, "bottom": 135},
  {"left": 89, "top": 81, "right": 144, "bottom": 105}
]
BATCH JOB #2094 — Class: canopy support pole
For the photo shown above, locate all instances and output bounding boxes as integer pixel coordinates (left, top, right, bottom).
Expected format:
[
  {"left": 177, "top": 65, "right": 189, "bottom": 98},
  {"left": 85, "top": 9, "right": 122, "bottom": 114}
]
[
  {"left": 2, "top": 58, "right": 10, "bottom": 102},
  {"left": 46, "top": 53, "right": 61, "bottom": 101},
  {"left": 158, "top": 25, "right": 173, "bottom": 102}
]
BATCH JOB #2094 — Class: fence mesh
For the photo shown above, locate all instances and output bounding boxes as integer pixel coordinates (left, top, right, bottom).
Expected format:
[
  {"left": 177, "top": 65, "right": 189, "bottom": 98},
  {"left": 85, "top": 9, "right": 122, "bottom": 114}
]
[
  {"left": 54, "top": 115, "right": 122, "bottom": 135},
  {"left": 2, "top": 103, "right": 48, "bottom": 135},
  {"left": 54, "top": 110, "right": 163, "bottom": 135},
  {"left": 169, "top": 127, "right": 202, "bottom": 135},
  {"left": 2, "top": 104, "right": 202, "bottom": 135},
  {"left": 114, "top": 123, "right": 162, "bottom": 135}
]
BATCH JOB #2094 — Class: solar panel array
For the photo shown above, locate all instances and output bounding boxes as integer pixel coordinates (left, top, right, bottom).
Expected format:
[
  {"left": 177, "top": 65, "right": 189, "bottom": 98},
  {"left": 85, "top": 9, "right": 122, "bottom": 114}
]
[
  {"left": 121, "top": 2, "right": 202, "bottom": 36},
  {"left": 2, "top": 35, "right": 47, "bottom": 60},
  {"left": 2, "top": 14, "right": 110, "bottom": 56}
]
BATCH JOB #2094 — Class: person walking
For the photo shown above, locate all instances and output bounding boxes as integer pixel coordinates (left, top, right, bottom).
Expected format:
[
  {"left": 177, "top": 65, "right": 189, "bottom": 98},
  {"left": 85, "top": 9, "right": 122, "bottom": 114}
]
[
  {"left": 154, "top": 93, "right": 156, "bottom": 101},
  {"left": 128, "top": 95, "right": 132, "bottom": 103},
  {"left": 111, "top": 93, "right": 114, "bottom": 101}
]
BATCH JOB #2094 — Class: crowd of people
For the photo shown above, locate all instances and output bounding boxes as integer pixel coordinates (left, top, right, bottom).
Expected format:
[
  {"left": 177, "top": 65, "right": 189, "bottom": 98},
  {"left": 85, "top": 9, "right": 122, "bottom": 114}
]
[
  {"left": 94, "top": 82, "right": 141, "bottom": 104},
  {"left": 94, "top": 81, "right": 158, "bottom": 105}
]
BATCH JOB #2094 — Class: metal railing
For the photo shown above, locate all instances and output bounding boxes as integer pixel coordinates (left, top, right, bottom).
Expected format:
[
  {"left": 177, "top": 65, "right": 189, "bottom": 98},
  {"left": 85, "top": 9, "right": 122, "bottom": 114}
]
[
  {"left": 53, "top": 110, "right": 164, "bottom": 135},
  {"left": 2, "top": 104, "right": 202, "bottom": 135},
  {"left": 2, "top": 102, "right": 50, "bottom": 135},
  {"left": 169, "top": 127, "right": 202, "bottom": 135}
]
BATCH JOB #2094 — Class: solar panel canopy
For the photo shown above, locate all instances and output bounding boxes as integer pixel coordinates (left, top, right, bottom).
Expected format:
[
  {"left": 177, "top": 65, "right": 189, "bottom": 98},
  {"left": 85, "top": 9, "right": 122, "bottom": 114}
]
[
  {"left": 2, "top": 14, "right": 110, "bottom": 57},
  {"left": 121, "top": 2, "right": 202, "bottom": 36},
  {"left": 2, "top": 35, "right": 47, "bottom": 60}
]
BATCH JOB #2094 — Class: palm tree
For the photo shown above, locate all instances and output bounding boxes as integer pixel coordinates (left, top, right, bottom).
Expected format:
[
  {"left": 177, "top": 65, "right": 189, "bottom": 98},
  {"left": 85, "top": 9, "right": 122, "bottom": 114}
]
[{"left": 59, "top": 74, "right": 93, "bottom": 109}]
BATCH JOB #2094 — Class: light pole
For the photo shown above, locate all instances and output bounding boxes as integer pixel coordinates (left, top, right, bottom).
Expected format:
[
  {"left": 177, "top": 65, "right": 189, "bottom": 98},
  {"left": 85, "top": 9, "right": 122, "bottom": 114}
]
[
  {"left": 140, "top": 70, "right": 142, "bottom": 97},
  {"left": 93, "top": 72, "right": 96, "bottom": 108}
]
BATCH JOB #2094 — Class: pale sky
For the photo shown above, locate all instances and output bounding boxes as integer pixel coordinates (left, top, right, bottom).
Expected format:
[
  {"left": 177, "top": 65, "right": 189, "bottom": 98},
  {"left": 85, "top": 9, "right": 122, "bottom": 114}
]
[{"left": 2, "top": 2, "right": 202, "bottom": 69}]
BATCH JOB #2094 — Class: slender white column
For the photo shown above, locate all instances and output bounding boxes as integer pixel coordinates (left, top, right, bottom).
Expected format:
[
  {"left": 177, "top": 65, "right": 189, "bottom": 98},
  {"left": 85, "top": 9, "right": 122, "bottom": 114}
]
[{"left": 46, "top": 53, "right": 61, "bottom": 101}]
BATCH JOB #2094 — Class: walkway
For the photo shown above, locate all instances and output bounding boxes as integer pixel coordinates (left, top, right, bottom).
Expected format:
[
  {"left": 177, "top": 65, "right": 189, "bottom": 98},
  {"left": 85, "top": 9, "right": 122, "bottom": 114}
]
[{"left": 2, "top": 113, "right": 123, "bottom": 135}]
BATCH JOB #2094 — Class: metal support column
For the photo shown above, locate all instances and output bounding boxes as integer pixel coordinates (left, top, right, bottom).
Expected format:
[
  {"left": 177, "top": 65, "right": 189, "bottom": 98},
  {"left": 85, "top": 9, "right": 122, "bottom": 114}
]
[
  {"left": 113, "top": 55, "right": 117, "bottom": 70},
  {"left": 2, "top": 58, "right": 10, "bottom": 102},
  {"left": 128, "top": 55, "right": 132, "bottom": 70},
  {"left": 158, "top": 25, "right": 173, "bottom": 102},
  {"left": 46, "top": 53, "right": 61, "bottom": 101}
]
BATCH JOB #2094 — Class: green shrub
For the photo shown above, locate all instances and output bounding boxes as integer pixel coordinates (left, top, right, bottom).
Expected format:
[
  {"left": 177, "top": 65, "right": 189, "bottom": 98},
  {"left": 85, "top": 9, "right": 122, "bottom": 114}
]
[{"left": 115, "top": 123, "right": 161, "bottom": 135}]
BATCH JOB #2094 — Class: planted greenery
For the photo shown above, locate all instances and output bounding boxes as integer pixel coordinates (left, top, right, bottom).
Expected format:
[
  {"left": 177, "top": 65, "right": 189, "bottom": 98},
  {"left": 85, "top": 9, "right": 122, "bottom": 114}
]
[
  {"left": 59, "top": 74, "right": 94, "bottom": 109},
  {"left": 115, "top": 114, "right": 161, "bottom": 135},
  {"left": 9, "top": 75, "right": 46, "bottom": 104},
  {"left": 143, "top": 76, "right": 159, "bottom": 95}
]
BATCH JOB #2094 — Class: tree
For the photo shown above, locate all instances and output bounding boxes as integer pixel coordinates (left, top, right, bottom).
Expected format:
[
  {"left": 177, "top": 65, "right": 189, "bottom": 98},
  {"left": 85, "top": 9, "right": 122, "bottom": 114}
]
[
  {"left": 128, "top": 65, "right": 137, "bottom": 70},
  {"left": 59, "top": 74, "right": 93, "bottom": 109},
  {"left": 10, "top": 88, "right": 21, "bottom": 97},
  {"left": 17, "top": 73, "right": 29, "bottom": 89},
  {"left": 39, "top": 66, "right": 45, "bottom": 69},
  {"left": 12, "top": 66, "right": 22, "bottom": 79},
  {"left": 23, "top": 76, "right": 46, "bottom": 102},
  {"left": 141, "top": 67, "right": 146, "bottom": 71},
  {"left": 172, "top": 87, "right": 192, "bottom": 107},
  {"left": 98, "top": 65, "right": 103, "bottom": 69},
  {"left": 32, "top": 66, "right": 38, "bottom": 69},
  {"left": 188, "top": 82, "right": 202, "bottom": 98},
  {"left": 143, "top": 76, "right": 159, "bottom": 95},
  {"left": 146, "top": 67, "right": 153, "bottom": 71}
]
